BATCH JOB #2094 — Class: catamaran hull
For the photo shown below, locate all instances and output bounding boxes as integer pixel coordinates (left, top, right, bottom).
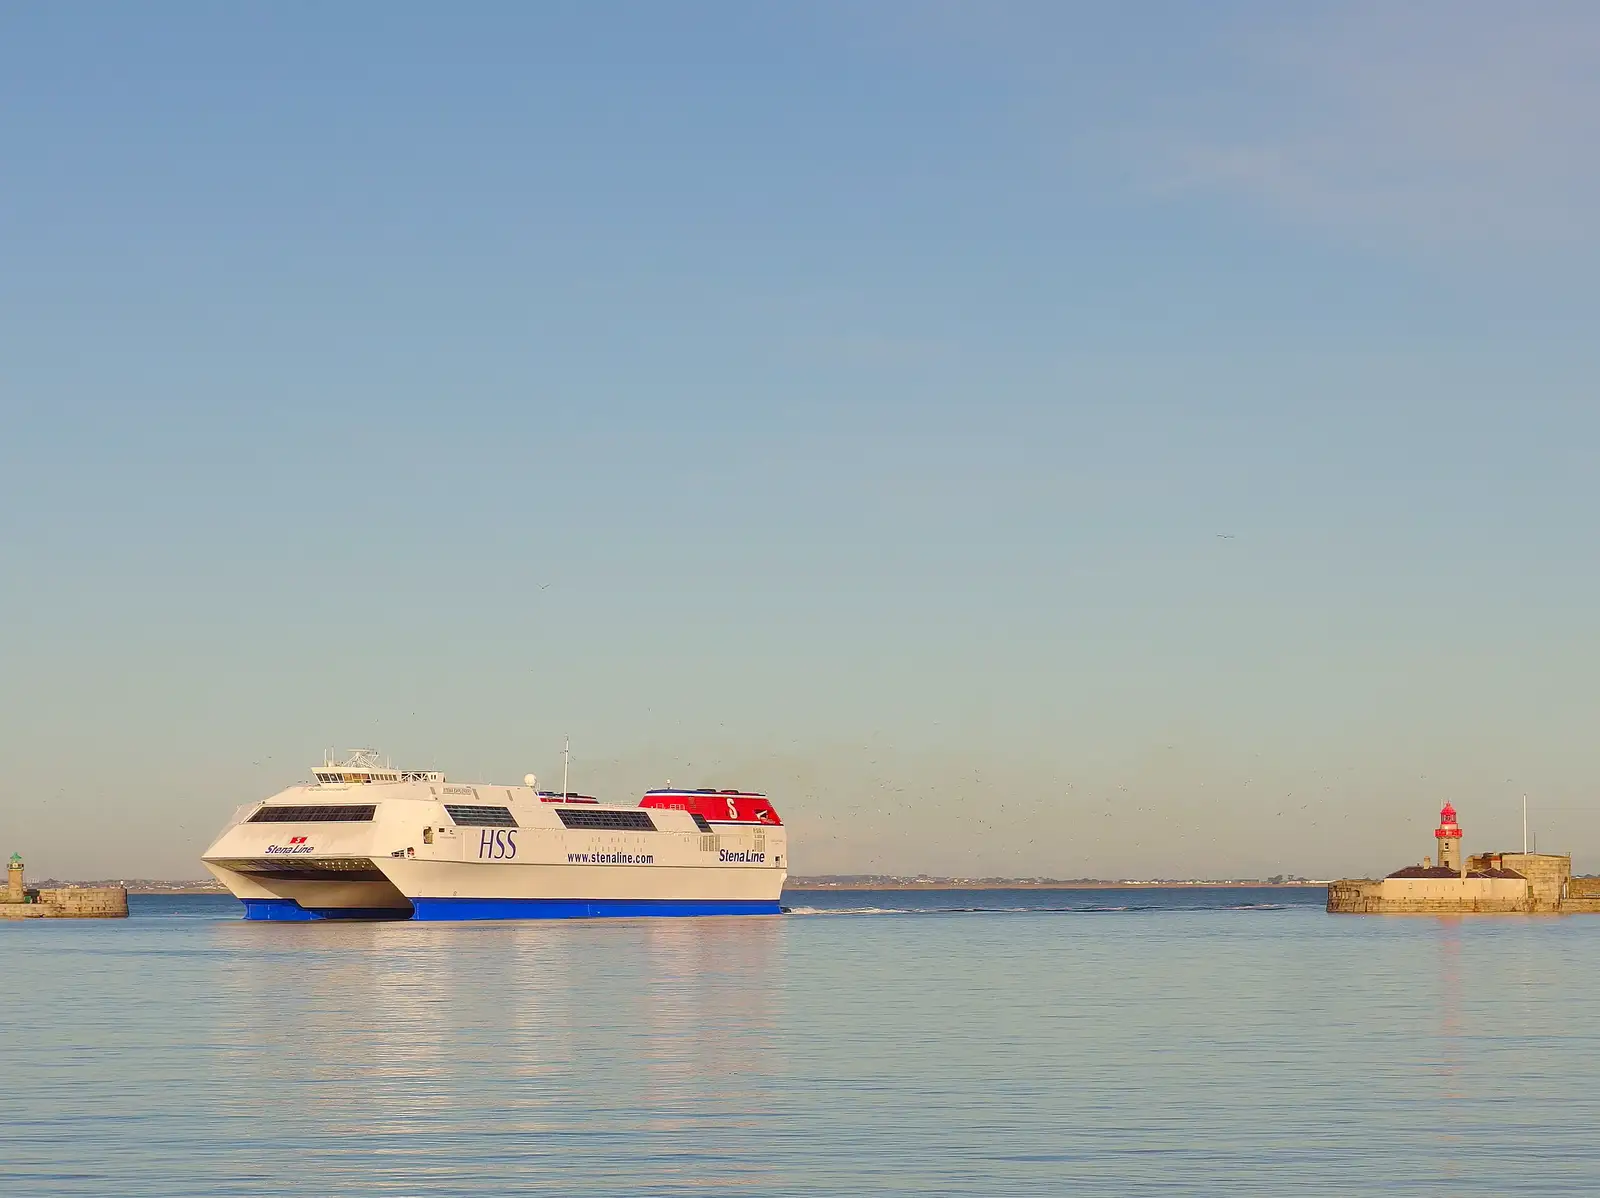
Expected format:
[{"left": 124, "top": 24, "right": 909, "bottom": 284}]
[
  {"left": 202, "top": 776, "right": 788, "bottom": 922},
  {"left": 207, "top": 860, "right": 786, "bottom": 921}
]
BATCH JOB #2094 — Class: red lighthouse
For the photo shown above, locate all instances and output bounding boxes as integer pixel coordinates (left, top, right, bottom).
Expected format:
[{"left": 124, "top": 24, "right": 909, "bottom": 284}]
[{"left": 1435, "top": 802, "right": 1462, "bottom": 872}]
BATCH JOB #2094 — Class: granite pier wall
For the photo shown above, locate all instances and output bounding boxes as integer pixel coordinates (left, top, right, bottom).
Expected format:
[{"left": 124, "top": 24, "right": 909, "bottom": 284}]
[
  {"left": 1329, "top": 858, "right": 1600, "bottom": 915},
  {"left": 0, "top": 886, "right": 128, "bottom": 919},
  {"left": 1327, "top": 881, "right": 1530, "bottom": 914}
]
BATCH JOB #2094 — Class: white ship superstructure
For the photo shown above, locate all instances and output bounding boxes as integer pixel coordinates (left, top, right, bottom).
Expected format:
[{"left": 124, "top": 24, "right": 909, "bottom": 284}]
[{"left": 201, "top": 751, "right": 787, "bottom": 920}]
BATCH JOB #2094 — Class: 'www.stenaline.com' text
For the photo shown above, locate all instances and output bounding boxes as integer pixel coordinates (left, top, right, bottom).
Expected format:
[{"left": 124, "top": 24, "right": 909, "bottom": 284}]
[{"left": 568, "top": 851, "right": 654, "bottom": 864}]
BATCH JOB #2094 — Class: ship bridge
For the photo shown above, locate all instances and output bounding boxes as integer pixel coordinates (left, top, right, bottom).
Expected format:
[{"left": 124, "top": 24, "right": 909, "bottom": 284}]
[{"left": 311, "top": 748, "right": 444, "bottom": 786}]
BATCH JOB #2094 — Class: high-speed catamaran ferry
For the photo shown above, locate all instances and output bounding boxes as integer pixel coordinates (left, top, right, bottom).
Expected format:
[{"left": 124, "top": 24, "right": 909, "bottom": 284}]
[{"left": 201, "top": 750, "right": 787, "bottom": 921}]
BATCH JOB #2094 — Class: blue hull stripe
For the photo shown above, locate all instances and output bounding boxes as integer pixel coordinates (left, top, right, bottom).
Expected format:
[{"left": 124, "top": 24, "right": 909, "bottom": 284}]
[
  {"left": 409, "top": 897, "right": 782, "bottom": 921},
  {"left": 241, "top": 899, "right": 411, "bottom": 921},
  {"left": 242, "top": 898, "right": 317, "bottom": 921},
  {"left": 241, "top": 896, "right": 780, "bottom": 921}
]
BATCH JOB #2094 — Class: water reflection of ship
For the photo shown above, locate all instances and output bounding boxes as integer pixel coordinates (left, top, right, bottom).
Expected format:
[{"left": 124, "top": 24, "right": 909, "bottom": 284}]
[
  {"left": 207, "top": 917, "right": 787, "bottom": 1190},
  {"left": 638, "top": 917, "right": 784, "bottom": 1097},
  {"left": 208, "top": 921, "right": 499, "bottom": 1145},
  {"left": 632, "top": 919, "right": 786, "bottom": 1191}
]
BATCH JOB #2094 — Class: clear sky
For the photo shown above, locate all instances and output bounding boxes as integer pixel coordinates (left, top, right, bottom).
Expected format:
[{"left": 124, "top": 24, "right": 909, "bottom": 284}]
[{"left": 3, "top": 2, "right": 1598, "bottom": 880}]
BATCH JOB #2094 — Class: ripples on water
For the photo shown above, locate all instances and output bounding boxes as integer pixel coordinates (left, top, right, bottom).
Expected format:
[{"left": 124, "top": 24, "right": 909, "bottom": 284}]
[{"left": 7, "top": 888, "right": 1600, "bottom": 1195}]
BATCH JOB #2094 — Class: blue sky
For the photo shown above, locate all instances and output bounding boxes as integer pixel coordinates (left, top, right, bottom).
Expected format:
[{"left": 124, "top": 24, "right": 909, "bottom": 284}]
[{"left": 2, "top": 2, "right": 1598, "bottom": 878}]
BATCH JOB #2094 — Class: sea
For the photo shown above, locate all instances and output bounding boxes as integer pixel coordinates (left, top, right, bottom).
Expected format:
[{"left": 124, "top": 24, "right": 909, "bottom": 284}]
[{"left": 6, "top": 888, "right": 1600, "bottom": 1196}]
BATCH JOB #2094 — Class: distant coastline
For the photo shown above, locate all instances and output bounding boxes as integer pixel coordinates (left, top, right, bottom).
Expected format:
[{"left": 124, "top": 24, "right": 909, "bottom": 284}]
[
  {"left": 37, "top": 879, "right": 228, "bottom": 895},
  {"left": 48, "top": 876, "right": 1330, "bottom": 895},
  {"left": 785, "top": 876, "right": 1328, "bottom": 890}
]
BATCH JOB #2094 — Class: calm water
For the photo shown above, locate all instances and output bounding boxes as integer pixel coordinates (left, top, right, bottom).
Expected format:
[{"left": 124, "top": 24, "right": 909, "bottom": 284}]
[{"left": 7, "top": 888, "right": 1600, "bottom": 1196}]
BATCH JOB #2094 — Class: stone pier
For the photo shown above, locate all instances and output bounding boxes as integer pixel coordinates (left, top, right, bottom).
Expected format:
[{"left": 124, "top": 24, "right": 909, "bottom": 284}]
[
  {"left": 0, "top": 852, "right": 128, "bottom": 919},
  {"left": 1327, "top": 804, "right": 1599, "bottom": 915}
]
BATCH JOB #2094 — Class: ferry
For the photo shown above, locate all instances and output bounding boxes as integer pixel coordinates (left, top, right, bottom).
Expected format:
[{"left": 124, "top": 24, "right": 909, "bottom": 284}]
[{"left": 201, "top": 750, "right": 787, "bottom": 920}]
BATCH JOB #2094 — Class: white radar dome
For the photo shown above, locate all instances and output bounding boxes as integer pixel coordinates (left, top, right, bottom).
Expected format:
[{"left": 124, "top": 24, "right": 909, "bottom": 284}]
[{"left": 524, "top": 773, "right": 537, "bottom": 788}]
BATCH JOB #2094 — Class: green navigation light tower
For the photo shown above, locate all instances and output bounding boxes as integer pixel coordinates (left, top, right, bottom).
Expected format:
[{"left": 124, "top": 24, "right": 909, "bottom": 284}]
[{"left": 6, "top": 852, "right": 24, "bottom": 904}]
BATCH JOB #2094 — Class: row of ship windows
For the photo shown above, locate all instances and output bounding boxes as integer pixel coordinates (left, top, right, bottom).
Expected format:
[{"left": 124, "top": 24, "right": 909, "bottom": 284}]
[
  {"left": 446, "top": 807, "right": 710, "bottom": 833},
  {"left": 249, "top": 805, "right": 378, "bottom": 823},
  {"left": 557, "top": 809, "right": 658, "bottom": 832},
  {"left": 246, "top": 804, "right": 707, "bottom": 833}
]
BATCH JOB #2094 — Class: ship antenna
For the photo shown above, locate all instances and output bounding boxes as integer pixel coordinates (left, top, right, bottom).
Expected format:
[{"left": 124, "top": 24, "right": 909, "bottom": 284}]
[
  {"left": 1523, "top": 794, "right": 1528, "bottom": 855},
  {"left": 563, "top": 735, "right": 570, "bottom": 799}
]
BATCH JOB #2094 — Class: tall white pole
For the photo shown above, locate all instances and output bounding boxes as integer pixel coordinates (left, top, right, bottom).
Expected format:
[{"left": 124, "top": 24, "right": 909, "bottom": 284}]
[
  {"left": 1523, "top": 794, "right": 1528, "bottom": 855},
  {"left": 563, "top": 735, "right": 570, "bottom": 799}
]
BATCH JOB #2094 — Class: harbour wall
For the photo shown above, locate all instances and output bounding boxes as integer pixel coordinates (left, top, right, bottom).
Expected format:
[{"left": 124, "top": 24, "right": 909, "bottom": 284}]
[
  {"left": 1329, "top": 854, "right": 1600, "bottom": 915},
  {"left": 1496, "top": 853, "right": 1569, "bottom": 911},
  {"left": 1560, "top": 876, "right": 1600, "bottom": 914},
  {"left": 1327, "top": 879, "right": 1529, "bottom": 914},
  {"left": 0, "top": 886, "right": 128, "bottom": 919}
]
